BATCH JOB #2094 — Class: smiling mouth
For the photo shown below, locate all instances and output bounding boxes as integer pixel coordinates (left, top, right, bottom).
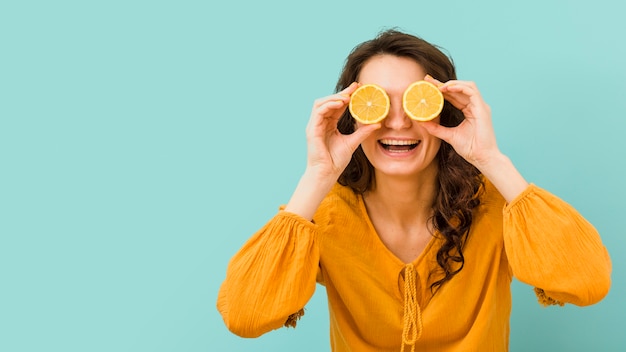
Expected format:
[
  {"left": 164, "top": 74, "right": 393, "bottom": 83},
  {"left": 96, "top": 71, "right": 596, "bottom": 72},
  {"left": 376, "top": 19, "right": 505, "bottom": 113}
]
[{"left": 378, "top": 139, "right": 420, "bottom": 153}]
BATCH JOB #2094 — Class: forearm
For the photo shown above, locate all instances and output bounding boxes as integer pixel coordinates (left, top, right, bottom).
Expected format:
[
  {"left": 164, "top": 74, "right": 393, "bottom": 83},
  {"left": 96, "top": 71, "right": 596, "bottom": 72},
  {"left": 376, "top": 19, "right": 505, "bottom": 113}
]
[
  {"left": 502, "top": 184, "right": 611, "bottom": 306},
  {"left": 217, "top": 212, "right": 320, "bottom": 337},
  {"left": 476, "top": 151, "right": 529, "bottom": 203},
  {"left": 284, "top": 168, "right": 338, "bottom": 221}
]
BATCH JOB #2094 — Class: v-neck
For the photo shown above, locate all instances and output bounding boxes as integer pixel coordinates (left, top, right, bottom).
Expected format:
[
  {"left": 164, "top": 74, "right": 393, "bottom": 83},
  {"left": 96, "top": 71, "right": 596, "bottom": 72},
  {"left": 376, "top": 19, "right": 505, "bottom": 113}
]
[
  {"left": 356, "top": 192, "right": 440, "bottom": 270},
  {"left": 356, "top": 191, "right": 441, "bottom": 342}
]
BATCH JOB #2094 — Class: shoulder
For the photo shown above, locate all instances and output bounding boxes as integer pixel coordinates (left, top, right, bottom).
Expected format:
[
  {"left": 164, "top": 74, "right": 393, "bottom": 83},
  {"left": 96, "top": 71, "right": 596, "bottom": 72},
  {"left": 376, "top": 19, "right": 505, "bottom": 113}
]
[
  {"left": 479, "top": 176, "right": 507, "bottom": 210},
  {"left": 325, "top": 183, "right": 360, "bottom": 207},
  {"left": 470, "top": 177, "right": 507, "bottom": 234},
  {"left": 313, "top": 183, "right": 362, "bottom": 226}
]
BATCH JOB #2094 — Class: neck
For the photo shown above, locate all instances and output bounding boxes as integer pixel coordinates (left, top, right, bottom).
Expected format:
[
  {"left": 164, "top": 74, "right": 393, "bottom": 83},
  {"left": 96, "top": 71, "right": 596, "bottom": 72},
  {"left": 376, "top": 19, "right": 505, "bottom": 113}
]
[{"left": 365, "top": 167, "right": 439, "bottom": 226}]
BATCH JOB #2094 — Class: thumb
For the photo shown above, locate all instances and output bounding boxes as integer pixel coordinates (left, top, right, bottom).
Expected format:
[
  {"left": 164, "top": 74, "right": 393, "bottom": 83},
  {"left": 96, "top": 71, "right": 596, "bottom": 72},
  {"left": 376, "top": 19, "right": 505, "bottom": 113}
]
[
  {"left": 421, "top": 121, "right": 454, "bottom": 143},
  {"left": 346, "top": 123, "right": 381, "bottom": 150}
]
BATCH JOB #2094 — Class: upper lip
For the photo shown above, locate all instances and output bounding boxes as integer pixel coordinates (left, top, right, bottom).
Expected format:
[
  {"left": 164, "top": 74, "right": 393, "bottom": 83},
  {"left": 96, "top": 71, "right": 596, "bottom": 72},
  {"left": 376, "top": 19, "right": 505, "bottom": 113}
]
[{"left": 378, "top": 138, "right": 419, "bottom": 145}]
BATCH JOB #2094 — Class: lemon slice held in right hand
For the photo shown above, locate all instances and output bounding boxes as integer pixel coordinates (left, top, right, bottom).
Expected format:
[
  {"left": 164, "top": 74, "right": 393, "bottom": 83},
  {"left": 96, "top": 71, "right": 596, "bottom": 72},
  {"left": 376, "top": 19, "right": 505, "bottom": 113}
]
[{"left": 348, "top": 84, "right": 390, "bottom": 124}]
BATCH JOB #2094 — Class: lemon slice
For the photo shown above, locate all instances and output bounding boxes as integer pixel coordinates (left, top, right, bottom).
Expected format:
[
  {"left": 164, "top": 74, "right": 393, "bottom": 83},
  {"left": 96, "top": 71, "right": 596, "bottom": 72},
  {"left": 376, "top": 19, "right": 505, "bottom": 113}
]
[
  {"left": 402, "top": 81, "right": 444, "bottom": 121},
  {"left": 348, "top": 84, "right": 390, "bottom": 124}
]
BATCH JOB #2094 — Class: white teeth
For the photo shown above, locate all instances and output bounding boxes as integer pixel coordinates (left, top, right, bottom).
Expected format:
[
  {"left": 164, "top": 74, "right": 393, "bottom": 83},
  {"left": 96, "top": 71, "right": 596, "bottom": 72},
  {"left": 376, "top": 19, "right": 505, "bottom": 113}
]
[{"left": 379, "top": 139, "right": 419, "bottom": 146}]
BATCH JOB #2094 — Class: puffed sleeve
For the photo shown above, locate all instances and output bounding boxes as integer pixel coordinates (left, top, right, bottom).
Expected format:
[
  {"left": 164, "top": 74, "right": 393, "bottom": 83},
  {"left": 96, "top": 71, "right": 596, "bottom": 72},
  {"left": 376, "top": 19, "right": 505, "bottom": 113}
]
[
  {"left": 503, "top": 184, "right": 611, "bottom": 307},
  {"left": 216, "top": 211, "right": 319, "bottom": 338}
]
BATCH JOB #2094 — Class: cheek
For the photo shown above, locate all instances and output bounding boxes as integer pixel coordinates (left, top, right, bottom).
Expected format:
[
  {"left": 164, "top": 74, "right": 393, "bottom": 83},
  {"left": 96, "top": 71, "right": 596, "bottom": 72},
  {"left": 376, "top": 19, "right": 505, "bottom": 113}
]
[
  {"left": 360, "top": 135, "right": 377, "bottom": 151},
  {"left": 359, "top": 135, "right": 379, "bottom": 159},
  {"left": 428, "top": 139, "right": 443, "bottom": 159},
  {"left": 356, "top": 122, "right": 377, "bottom": 143},
  {"left": 432, "top": 139, "right": 442, "bottom": 152}
]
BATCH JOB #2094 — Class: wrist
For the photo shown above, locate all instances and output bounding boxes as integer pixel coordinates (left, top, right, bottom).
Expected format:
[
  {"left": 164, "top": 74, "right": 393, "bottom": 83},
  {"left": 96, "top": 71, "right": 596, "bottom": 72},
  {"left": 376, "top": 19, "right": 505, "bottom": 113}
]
[
  {"left": 302, "top": 165, "right": 342, "bottom": 188},
  {"left": 476, "top": 152, "right": 529, "bottom": 203},
  {"left": 473, "top": 150, "right": 509, "bottom": 176},
  {"left": 284, "top": 168, "right": 338, "bottom": 221}
]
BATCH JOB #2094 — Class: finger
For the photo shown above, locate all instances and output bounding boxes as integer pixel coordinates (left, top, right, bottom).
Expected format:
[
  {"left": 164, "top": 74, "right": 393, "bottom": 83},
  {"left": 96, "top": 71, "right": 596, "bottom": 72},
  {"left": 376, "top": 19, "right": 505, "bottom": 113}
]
[
  {"left": 308, "top": 100, "right": 346, "bottom": 130},
  {"left": 423, "top": 76, "right": 472, "bottom": 110},
  {"left": 345, "top": 123, "right": 382, "bottom": 148},
  {"left": 307, "top": 99, "right": 344, "bottom": 131},
  {"left": 341, "top": 81, "right": 360, "bottom": 96},
  {"left": 313, "top": 94, "right": 349, "bottom": 109},
  {"left": 424, "top": 74, "right": 444, "bottom": 88},
  {"left": 443, "top": 83, "right": 490, "bottom": 114},
  {"left": 318, "top": 99, "right": 348, "bottom": 118},
  {"left": 313, "top": 83, "right": 357, "bottom": 109},
  {"left": 440, "top": 81, "right": 482, "bottom": 101},
  {"left": 421, "top": 120, "right": 455, "bottom": 143},
  {"left": 313, "top": 82, "right": 362, "bottom": 121},
  {"left": 308, "top": 82, "right": 360, "bottom": 133},
  {"left": 437, "top": 82, "right": 478, "bottom": 110},
  {"left": 441, "top": 82, "right": 477, "bottom": 94},
  {"left": 441, "top": 93, "right": 467, "bottom": 111}
]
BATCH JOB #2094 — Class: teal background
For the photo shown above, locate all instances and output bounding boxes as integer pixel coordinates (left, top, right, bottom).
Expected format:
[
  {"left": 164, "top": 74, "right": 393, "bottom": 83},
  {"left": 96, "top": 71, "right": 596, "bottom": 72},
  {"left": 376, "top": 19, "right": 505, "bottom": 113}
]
[{"left": 1, "top": 0, "right": 624, "bottom": 351}]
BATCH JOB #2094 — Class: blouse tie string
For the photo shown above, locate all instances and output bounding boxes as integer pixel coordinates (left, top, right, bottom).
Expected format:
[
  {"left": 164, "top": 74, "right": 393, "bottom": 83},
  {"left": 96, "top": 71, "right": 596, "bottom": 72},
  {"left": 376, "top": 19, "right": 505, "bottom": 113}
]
[{"left": 400, "top": 263, "right": 423, "bottom": 352}]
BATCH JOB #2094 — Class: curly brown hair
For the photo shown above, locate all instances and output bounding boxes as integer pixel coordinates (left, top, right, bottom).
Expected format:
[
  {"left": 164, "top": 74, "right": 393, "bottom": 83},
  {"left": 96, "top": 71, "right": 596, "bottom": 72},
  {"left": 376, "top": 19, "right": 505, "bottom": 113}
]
[{"left": 335, "top": 29, "right": 483, "bottom": 291}]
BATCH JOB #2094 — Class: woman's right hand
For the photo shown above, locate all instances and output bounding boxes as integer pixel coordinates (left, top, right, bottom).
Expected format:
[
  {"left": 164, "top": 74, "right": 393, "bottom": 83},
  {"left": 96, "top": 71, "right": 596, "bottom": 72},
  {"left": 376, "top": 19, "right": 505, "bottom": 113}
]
[
  {"left": 284, "top": 83, "right": 380, "bottom": 220},
  {"left": 305, "top": 82, "right": 381, "bottom": 180}
]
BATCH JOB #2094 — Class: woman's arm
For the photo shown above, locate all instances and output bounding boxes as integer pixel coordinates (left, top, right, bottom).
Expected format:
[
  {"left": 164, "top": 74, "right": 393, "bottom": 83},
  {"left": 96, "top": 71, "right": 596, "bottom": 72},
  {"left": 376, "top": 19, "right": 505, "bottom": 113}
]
[
  {"left": 502, "top": 184, "right": 611, "bottom": 306},
  {"left": 421, "top": 77, "right": 528, "bottom": 202},
  {"left": 218, "top": 83, "right": 380, "bottom": 336},
  {"left": 217, "top": 212, "right": 319, "bottom": 337},
  {"left": 285, "top": 82, "right": 380, "bottom": 220},
  {"left": 423, "top": 76, "right": 611, "bottom": 305}
]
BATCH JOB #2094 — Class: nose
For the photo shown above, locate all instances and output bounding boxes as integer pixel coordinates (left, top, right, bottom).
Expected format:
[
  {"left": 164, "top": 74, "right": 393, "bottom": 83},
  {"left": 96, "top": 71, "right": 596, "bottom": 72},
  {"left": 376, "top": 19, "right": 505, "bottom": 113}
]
[{"left": 383, "top": 98, "right": 412, "bottom": 130}]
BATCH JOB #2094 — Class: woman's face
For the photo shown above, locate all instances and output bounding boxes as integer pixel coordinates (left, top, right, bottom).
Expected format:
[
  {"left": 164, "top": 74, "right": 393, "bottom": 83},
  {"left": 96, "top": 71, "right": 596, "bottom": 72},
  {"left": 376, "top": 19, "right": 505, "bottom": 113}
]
[{"left": 356, "top": 55, "right": 442, "bottom": 181}]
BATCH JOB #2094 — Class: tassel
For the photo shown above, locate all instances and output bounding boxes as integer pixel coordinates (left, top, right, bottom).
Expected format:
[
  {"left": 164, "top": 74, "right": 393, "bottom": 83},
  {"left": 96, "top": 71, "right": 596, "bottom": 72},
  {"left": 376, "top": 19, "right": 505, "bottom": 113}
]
[
  {"left": 534, "top": 287, "right": 564, "bottom": 307},
  {"left": 284, "top": 308, "right": 305, "bottom": 328}
]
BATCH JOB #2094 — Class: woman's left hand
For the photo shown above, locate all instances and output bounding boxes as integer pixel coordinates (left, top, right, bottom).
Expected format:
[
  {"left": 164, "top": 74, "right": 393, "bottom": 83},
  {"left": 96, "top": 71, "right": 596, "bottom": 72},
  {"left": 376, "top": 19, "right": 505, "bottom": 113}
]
[{"left": 421, "top": 76, "right": 500, "bottom": 170}]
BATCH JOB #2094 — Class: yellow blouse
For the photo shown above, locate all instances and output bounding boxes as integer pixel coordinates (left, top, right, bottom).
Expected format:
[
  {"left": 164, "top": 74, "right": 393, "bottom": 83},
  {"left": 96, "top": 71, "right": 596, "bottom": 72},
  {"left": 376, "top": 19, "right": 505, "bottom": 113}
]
[{"left": 217, "top": 181, "right": 611, "bottom": 351}]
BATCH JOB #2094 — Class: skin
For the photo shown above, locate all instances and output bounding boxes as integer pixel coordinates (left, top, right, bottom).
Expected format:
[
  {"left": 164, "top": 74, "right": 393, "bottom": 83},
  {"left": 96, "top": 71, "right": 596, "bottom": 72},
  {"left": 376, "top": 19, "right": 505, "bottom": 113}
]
[
  {"left": 356, "top": 56, "right": 442, "bottom": 262},
  {"left": 356, "top": 55, "right": 442, "bottom": 184},
  {"left": 285, "top": 54, "right": 529, "bottom": 263}
]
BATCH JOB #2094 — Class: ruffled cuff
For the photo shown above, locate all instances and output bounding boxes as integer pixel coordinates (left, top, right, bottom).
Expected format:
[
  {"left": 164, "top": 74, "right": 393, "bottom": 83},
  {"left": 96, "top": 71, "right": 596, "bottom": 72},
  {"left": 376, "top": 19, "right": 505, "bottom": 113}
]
[
  {"left": 534, "top": 287, "right": 565, "bottom": 307},
  {"left": 217, "top": 210, "right": 319, "bottom": 337},
  {"left": 503, "top": 182, "right": 539, "bottom": 213},
  {"left": 276, "top": 209, "right": 317, "bottom": 229},
  {"left": 502, "top": 183, "right": 611, "bottom": 307}
]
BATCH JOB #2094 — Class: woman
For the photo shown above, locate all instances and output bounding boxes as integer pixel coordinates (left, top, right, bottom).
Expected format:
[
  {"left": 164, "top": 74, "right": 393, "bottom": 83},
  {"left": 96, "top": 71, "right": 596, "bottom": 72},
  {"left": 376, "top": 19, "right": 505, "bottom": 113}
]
[{"left": 217, "top": 30, "right": 611, "bottom": 351}]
